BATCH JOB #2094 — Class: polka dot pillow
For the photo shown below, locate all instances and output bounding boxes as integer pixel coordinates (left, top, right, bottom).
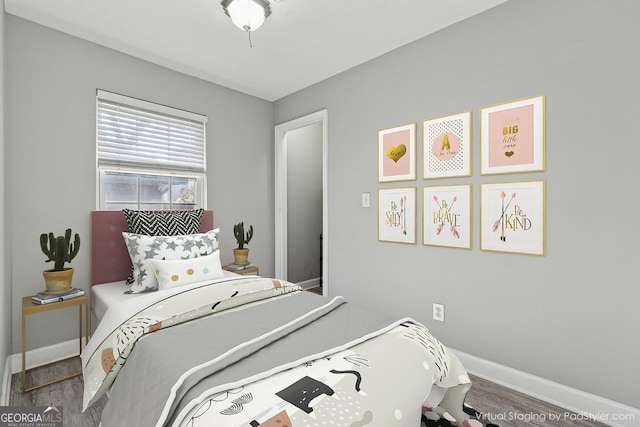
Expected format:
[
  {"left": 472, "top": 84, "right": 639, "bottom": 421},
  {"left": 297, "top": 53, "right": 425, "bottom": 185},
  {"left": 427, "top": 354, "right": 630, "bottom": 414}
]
[{"left": 149, "top": 251, "right": 225, "bottom": 290}]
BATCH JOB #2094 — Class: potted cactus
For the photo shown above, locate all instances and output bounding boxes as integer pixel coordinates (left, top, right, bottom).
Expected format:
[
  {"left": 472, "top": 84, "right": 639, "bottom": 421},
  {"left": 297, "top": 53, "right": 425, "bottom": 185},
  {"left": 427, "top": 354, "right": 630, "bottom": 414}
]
[
  {"left": 233, "top": 222, "right": 253, "bottom": 265},
  {"left": 40, "top": 228, "right": 80, "bottom": 294}
]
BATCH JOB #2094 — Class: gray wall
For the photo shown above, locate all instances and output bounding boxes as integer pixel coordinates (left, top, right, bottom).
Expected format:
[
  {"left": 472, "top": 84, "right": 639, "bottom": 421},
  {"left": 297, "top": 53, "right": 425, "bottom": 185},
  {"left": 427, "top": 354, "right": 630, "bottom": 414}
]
[
  {"left": 286, "top": 122, "right": 323, "bottom": 283},
  {"left": 274, "top": 0, "right": 640, "bottom": 408},
  {"left": 5, "top": 15, "right": 276, "bottom": 353},
  {"left": 0, "top": 4, "right": 9, "bottom": 396}
]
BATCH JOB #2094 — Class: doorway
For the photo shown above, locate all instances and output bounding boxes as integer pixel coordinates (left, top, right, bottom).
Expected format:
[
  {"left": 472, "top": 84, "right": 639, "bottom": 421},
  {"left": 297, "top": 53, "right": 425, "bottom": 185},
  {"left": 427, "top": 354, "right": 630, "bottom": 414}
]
[{"left": 275, "top": 110, "right": 328, "bottom": 294}]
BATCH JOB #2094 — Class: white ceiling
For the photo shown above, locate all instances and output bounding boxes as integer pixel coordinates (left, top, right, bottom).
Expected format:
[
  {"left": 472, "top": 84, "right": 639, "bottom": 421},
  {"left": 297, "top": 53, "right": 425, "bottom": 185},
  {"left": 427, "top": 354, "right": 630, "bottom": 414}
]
[{"left": 4, "top": 0, "right": 509, "bottom": 101}]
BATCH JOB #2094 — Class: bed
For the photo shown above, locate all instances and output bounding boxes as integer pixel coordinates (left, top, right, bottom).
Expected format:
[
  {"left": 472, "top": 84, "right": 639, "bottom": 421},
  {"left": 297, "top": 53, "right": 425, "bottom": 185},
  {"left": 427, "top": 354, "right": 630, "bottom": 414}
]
[
  {"left": 83, "top": 209, "right": 472, "bottom": 427},
  {"left": 88, "top": 209, "right": 240, "bottom": 326}
]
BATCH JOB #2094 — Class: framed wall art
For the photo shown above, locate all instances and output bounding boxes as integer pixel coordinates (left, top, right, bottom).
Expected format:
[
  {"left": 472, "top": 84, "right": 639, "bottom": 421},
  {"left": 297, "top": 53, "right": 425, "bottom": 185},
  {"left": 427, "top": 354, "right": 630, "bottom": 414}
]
[
  {"left": 423, "top": 184, "right": 471, "bottom": 249},
  {"left": 480, "top": 180, "right": 545, "bottom": 255},
  {"left": 378, "top": 122, "right": 416, "bottom": 182},
  {"left": 378, "top": 187, "right": 416, "bottom": 244},
  {"left": 480, "top": 94, "right": 545, "bottom": 175},
  {"left": 423, "top": 111, "right": 472, "bottom": 179}
]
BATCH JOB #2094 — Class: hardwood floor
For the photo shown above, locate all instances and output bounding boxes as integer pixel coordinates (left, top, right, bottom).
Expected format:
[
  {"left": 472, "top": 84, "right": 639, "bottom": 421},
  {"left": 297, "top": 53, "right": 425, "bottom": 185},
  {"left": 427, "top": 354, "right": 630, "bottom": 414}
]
[
  {"left": 9, "top": 358, "right": 610, "bottom": 426},
  {"left": 307, "top": 285, "right": 323, "bottom": 295},
  {"left": 465, "top": 374, "right": 609, "bottom": 427},
  {"left": 9, "top": 358, "right": 105, "bottom": 427}
]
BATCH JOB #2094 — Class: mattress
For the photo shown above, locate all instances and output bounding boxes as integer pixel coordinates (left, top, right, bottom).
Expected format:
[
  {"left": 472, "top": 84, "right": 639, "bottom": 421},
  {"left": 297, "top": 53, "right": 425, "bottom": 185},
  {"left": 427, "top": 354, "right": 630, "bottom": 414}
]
[{"left": 90, "top": 270, "right": 240, "bottom": 322}]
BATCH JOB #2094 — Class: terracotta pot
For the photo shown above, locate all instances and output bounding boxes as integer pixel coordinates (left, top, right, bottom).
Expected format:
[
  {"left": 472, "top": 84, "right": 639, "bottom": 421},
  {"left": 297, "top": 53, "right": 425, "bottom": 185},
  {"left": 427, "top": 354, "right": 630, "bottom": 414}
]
[
  {"left": 233, "top": 248, "right": 250, "bottom": 265},
  {"left": 42, "top": 267, "right": 74, "bottom": 294}
]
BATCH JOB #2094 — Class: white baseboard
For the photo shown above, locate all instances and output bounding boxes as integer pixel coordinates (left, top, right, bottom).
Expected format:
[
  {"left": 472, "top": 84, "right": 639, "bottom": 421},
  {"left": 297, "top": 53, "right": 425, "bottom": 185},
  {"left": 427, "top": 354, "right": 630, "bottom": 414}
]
[
  {"left": 453, "top": 348, "right": 640, "bottom": 427},
  {"left": 7, "top": 338, "right": 81, "bottom": 375},
  {"left": 296, "top": 277, "right": 321, "bottom": 290},
  {"left": 1, "top": 356, "right": 11, "bottom": 406}
]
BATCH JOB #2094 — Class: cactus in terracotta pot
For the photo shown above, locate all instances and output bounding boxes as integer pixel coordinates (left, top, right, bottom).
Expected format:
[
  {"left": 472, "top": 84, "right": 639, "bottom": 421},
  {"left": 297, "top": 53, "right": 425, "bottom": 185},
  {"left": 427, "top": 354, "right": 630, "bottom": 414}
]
[
  {"left": 39, "top": 228, "right": 80, "bottom": 294},
  {"left": 232, "top": 222, "right": 253, "bottom": 265}
]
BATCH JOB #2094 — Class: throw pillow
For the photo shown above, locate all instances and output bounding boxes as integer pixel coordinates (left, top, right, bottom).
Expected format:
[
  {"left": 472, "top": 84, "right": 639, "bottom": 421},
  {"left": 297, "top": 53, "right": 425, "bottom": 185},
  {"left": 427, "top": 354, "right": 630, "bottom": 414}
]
[
  {"left": 122, "top": 209, "right": 204, "bottom": 284},
  {"left": 150, "top": 251, "right": 225, "bottom": 290},
  {"left": 123, "top": 228, "right": 220, "bottom": 293}
]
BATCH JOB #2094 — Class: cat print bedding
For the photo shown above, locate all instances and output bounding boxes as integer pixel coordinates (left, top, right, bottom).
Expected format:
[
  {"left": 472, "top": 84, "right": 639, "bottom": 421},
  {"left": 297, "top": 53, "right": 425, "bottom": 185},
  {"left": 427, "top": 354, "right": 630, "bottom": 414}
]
[{"left": 82, "top": 276, "right": 471, "bottom": 427}]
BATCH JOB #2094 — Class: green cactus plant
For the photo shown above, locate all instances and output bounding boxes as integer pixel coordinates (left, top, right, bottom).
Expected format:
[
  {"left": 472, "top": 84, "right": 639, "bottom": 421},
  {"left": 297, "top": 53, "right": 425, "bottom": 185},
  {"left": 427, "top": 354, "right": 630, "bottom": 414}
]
[
  {"left": 40, "top": 228, "right": 81, "bottom": 271},
  {"left": 233, "top": 222, "right": 254, "bottom": 249}
]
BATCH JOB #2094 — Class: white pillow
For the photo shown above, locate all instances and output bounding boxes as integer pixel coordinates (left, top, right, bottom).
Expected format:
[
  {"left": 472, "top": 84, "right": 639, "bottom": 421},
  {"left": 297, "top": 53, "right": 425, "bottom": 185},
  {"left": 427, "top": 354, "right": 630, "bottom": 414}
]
[
  {"left": 150, "top": 251, "right": 225, "bottom": 290},
  {"left": 122, "top": 228, "right": 220, "bottom": 293}
]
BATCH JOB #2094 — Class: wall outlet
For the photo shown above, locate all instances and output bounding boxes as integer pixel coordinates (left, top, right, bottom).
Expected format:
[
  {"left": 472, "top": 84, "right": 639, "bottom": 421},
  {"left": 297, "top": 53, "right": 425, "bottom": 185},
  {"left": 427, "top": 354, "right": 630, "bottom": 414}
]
[{"left": 433, "top": 303, "right": 445, "bottom": 322}]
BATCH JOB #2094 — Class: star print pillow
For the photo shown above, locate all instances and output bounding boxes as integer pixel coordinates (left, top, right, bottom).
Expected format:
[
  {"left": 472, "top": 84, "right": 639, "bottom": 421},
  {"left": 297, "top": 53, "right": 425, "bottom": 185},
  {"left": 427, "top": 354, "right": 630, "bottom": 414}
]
[{"left": 122, "top": 228, "right": 220, "bottom": 294}]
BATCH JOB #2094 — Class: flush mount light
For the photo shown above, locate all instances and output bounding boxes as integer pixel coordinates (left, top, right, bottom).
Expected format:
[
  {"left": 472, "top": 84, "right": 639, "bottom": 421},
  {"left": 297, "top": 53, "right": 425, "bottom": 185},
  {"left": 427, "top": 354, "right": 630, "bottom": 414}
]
[{"left": 221, "top": 0, "right": 271, "bottom": 33}]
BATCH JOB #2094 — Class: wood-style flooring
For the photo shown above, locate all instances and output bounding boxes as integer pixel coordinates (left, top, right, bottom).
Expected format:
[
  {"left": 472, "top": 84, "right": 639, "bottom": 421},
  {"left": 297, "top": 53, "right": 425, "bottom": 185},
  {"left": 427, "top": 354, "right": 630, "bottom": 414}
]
[
  {"left": 465, "top": 375, "right": 609, "bottom": 427},
  {"left": 9, "top": 357, "right": 610, "bottom": 426},
  {"left": 307, "top": 285, "right": 323, "bottom": 295},
  {"left": 9, "top": 358, "right": 106, "bottom": 427}
]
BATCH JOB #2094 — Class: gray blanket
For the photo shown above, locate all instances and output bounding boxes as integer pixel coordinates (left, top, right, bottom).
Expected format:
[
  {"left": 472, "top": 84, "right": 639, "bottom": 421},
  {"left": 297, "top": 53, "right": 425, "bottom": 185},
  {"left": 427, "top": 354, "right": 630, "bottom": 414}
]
[{"left": 100, "top": 292, "right": 398, "bottom": 427}]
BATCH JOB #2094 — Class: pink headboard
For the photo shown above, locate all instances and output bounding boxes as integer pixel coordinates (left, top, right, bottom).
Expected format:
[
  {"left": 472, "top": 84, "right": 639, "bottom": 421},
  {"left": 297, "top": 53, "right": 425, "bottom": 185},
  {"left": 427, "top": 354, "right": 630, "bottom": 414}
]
[{"left": 90, "top": 210, "right": 214, "bottom": 285}]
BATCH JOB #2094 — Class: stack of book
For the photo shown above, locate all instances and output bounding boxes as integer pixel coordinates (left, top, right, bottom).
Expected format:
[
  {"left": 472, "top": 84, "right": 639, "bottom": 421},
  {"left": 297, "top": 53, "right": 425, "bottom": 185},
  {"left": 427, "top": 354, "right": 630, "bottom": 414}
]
[
  {"left": 225, "top": 262, "right": 253, "bottom": 271},
  {"left": 32, "top": 287, "right": 85, "bottom": 305}
]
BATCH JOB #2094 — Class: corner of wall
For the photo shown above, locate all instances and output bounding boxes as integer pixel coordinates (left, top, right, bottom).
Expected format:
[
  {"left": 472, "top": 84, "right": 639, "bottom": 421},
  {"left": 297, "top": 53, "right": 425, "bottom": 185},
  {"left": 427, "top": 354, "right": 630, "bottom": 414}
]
[{"left": 0, "top": 4, "right": 11, "bottom": 405}]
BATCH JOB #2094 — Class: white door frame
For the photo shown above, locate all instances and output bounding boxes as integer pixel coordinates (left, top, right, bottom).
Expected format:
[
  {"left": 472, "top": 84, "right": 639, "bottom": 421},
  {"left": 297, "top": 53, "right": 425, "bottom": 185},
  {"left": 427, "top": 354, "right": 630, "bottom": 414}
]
[{"left": 275, "top": 109, "right": 328, "bottom": 293}]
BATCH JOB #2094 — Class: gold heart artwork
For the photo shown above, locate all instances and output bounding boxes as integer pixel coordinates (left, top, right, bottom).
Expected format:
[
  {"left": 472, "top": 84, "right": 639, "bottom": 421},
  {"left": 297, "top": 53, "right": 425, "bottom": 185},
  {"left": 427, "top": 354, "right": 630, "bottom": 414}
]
[
  {"left": 386, "top": 144, "right": 407, "bottom": 163},
  {"left": 504, "top": 151, "right": 515, "bottom": 157}
]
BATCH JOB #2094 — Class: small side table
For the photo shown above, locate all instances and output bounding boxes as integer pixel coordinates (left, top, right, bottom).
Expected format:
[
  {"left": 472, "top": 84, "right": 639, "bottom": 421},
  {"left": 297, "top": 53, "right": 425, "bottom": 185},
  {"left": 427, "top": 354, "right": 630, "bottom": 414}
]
[
  {"left": 222, "top": 265, "right": 259, "bottom": 276},
  {"left": 21, "top": 294, "right": 89, "bottom": 392}
]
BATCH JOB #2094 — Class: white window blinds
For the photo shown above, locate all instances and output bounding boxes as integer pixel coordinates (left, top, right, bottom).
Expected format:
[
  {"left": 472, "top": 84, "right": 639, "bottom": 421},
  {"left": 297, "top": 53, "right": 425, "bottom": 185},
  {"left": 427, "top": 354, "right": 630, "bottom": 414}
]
[{"left": 96, "top": 90, "right": 207, "bottom": 172}]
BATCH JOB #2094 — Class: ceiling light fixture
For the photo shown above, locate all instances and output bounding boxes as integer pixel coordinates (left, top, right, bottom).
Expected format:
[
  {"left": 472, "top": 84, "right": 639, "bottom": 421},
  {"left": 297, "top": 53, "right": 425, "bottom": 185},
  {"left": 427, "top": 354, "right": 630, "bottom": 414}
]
[{"left": 221, "top": 0, "right": 271, "bottom": 33}]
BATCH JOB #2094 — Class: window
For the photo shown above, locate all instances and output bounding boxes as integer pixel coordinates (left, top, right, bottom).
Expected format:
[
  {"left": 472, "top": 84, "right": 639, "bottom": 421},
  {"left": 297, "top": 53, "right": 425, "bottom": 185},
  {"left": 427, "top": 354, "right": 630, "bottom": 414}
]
[{"left": 96, "top": 90, "right": 207, "bottom": 210}]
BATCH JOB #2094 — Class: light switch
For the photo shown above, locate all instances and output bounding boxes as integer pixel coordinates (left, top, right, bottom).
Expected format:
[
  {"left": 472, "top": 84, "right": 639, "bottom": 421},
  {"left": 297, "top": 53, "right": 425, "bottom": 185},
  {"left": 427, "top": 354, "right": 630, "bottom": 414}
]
[{"left": 361, "top": 192, "right": 371, "bottom": 208}]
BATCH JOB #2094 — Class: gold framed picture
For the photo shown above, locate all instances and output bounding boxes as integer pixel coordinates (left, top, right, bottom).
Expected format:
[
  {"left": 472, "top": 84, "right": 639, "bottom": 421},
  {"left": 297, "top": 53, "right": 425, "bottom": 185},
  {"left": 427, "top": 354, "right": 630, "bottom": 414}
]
[
  {"left": 480, "top": 94, "right": 545, "bottom": 175},
  {"left": 378, "top": 123, "right": 416, "bottom": 182},
  {"left": 480, "top": 180, "right": 545, "bottom": 255},
  {"left": 423, "top": 111, "right": 472, "bottom": 179},
  {"left": 378, "top": 187, "right": 417, "bottom": 244},
  {"left": 423, "top": 184, "right": 472, "bottom": 249}
]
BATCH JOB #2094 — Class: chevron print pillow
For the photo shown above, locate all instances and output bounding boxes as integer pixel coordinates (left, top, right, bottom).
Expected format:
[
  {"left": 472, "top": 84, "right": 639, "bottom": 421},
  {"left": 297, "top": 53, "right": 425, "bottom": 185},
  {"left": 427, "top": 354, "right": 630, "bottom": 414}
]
[
  {"left": 123, "top": 208, "right": 204, "bottom": 236},
  {"left": 122, "top": 209, "right": 205, "bottom": 283}
]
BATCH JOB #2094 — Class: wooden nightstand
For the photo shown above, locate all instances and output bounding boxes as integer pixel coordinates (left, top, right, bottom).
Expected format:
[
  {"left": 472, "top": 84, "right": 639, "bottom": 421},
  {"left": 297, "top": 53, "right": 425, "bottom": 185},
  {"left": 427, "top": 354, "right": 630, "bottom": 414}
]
[
  {"left": 222, "top": 265, "right": 259, "bottom": 276},
  {"left": 21, "top": 294, "right": 89, "bottom": 392}
]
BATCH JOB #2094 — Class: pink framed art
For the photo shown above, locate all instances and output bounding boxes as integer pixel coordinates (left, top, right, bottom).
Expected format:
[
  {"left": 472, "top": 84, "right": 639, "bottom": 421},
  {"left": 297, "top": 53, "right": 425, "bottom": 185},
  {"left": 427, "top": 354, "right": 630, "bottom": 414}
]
[
  {"left": 480, "top": 94, "right": 545, "bottom": 175},
  {"left": 378, "top": 123, "right": 416, "bottom": 182}
]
